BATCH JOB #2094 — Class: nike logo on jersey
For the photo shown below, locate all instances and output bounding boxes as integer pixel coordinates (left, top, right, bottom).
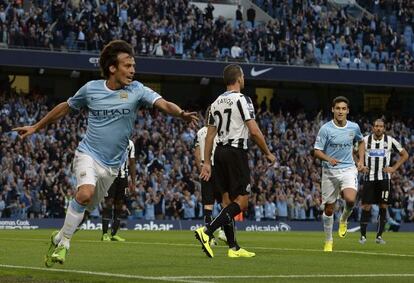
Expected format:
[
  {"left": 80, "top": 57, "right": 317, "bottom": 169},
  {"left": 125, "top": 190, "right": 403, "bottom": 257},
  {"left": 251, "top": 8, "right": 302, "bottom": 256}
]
[{"left": 250, "top": 67, "right": 273, "bottom": 77}]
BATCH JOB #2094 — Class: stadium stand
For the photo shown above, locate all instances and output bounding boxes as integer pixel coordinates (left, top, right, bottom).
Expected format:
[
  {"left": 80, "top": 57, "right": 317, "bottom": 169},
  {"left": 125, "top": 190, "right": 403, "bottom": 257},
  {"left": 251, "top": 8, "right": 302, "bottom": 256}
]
[{"left": 0, "top": 0, "right": 413, "bottom": 71}]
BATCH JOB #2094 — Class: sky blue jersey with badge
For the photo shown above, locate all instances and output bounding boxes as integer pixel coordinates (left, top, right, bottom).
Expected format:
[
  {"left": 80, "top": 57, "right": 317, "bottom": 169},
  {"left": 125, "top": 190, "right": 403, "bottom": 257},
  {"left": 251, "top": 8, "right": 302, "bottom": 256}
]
[
  {"left": 67, "top": 80, "right": 161, "bottom": 167},
  {"left": 314, "top": 120, "right": 363, "bottom": 169}
]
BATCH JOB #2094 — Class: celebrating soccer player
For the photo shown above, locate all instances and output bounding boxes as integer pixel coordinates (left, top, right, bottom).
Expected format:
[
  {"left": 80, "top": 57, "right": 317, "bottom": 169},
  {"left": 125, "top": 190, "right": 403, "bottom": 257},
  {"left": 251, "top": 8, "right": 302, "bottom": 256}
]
[
  {"left": 313, "top": 96, "right": 365, "bottom": 252},
  {"left": 13, "top": 40, "right": 198, "bottom": 266}
]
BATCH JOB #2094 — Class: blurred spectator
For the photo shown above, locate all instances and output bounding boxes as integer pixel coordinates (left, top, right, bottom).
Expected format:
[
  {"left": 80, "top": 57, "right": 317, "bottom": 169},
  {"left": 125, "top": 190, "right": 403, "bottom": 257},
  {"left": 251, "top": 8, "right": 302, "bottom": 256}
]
[
  {"left": 0, "top": 0, "right": 414, "bottom": 71},
  {"left": 235, "top": 5, "right": 243, "bottom": 22},
  {"left": 247, "top": 5, "right": 256, "bottom": 28}
]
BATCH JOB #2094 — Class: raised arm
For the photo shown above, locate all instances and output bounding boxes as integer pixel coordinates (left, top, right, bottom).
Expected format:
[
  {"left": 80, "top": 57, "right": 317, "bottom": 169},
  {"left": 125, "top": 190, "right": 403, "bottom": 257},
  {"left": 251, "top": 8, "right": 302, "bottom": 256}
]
[
  {"left": 13, "top": 102, "right": 71, "bottom": 139},
  {"left": 153, "top": 98, "right": 198, "bottom": 124}
]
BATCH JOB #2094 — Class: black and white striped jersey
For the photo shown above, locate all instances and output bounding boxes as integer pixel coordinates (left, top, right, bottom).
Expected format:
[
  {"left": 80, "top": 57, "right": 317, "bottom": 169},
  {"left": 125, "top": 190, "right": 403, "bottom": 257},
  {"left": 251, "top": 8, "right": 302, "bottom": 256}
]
[
  {"left": 194, "top": 126, "right": 218, "bottom": 165},
  {"left": 208, "top": 90, "right": 255, "bottom": 150},
  {"left": 119, "top": 139, "right": 135, "bottom": 178},
  {"left": 364, "top": 134, "right": 403, "bottom": 181}
]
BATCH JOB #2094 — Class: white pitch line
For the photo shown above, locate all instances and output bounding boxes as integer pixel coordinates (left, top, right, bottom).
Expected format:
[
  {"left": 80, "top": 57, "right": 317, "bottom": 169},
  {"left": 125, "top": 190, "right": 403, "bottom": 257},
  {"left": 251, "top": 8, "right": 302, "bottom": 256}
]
[
  {"left": 1, "top": 237, "right": 414, "bottom": 258},
  {"left": 168, "top": 274, "right": 414, "bottom": 279},
  {"left": 1, "top": 264, "right": 414, "bottom": 281},
  {"left": 0, "top": 264, "right": 209, "bottom": 283}
]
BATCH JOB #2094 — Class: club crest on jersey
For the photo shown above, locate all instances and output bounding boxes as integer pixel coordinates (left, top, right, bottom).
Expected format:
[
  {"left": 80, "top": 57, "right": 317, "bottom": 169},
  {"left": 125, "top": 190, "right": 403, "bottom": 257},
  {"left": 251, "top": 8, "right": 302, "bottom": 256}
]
[
  {"left": 120, "top": 92, "right": 128, "bottom": 100},
  {"left": 349, "top": 132, "right": 355, "bottom": 139}
]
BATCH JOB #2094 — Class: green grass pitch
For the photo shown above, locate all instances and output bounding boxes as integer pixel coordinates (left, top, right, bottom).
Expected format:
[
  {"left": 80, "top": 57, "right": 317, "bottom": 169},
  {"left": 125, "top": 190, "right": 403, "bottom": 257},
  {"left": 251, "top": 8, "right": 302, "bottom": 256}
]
[{"left": 0, "top": 230, "right": 413, "bottom": 282}]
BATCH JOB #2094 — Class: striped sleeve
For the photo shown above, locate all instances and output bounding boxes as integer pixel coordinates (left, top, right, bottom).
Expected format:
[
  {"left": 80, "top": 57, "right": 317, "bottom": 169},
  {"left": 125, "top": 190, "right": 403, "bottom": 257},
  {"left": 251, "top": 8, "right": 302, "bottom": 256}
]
[
  {"left": 194, "top": 130, "right": 201, "bottom": 148},
  {"left": 237, "top": 95, "right": 255, "bottom": 121},
  {"left": 390, "top": 136, "right": 403, "bottom": 152},
  {"left": 128, "top": 140, "right": 135, "bottom": 159}
]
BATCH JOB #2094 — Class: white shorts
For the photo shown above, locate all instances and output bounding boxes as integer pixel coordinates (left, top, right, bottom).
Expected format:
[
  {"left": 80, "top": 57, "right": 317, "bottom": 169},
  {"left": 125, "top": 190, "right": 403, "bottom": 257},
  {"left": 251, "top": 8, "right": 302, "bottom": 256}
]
[
  {"left": 321, "top": 167, "right": 358, "bottom": 205},
  {"left": 72, "top": 151, "right": 119, "bottom": 211}
]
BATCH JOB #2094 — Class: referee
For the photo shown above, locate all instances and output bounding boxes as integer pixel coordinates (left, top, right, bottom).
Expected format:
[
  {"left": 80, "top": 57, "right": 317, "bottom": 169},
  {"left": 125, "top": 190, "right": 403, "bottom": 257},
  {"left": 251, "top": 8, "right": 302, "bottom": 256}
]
[{"left": 359, "top": 119, "right": 408, "bottom": 244}]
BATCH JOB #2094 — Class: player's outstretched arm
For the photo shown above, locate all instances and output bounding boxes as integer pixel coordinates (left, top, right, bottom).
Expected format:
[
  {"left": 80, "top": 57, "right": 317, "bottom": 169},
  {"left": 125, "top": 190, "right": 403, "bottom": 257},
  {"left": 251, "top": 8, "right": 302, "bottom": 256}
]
[
  {"left": 245, "top": 119, "right": 275, "bottom": 165},
  {"left": 153, "top": 98, "right": 198, "bottom": 125},
  {"left": 13, "top": 102, "right": 70, "bottom": 139}
]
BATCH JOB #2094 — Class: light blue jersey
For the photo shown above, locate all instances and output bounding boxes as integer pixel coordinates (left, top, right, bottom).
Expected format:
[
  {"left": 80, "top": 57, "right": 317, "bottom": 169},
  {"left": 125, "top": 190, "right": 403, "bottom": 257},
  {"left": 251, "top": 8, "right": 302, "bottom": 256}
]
[
  {"left": 314, "top": 120, "right": 363, "bottom": 169},
  {"left": 67, "top": 80, "right": 161, "bottom": 167}
]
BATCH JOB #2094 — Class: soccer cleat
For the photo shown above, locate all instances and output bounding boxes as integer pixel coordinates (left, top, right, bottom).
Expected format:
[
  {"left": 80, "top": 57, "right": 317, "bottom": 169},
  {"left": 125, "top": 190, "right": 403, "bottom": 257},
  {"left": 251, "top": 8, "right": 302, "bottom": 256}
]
[
  {"left": 101, "top": 233, "right": 111, "bottom": 241},
  {"left": 338, "top": 221, "right": 348, "bottom": 238},
  {"left": 324, "top": 240, "right": 333, "bottom": 252},
  {"left": 228, "top": 248, "right": 255, "bottom": 258},
  {"left": 217, "top": 229, "right": 228, "bottom": 244},
  {"left": 51, "top": 245, "right": 68, "bottom": 265},
  {"left": 359, "top": 236, "right": 367, "bottom": 244},
  {"left": 44, "top": 230, "right": 59, "bottom": 268},
  {"left": 375, "top": 236, "right": 386, "bottom": 244},
  {"left": 194, "top": 227, "right": 214, "bottom": 258},
  {"left": 111, "top": 234, "right": 125, "bottom": 242}
]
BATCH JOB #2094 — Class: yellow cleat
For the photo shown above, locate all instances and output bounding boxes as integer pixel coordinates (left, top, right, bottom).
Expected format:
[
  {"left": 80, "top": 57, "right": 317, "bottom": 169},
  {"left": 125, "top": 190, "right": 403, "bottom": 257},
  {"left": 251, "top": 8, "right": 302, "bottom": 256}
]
[
  {"left": 338, "top": 221, "right": 348, "bottom": 238},
  {"left": 44, "top": 230, "right": 59, "bottom": 268},
  {"left": 194, "top": 227, "right": 214, "bottom": 258},
  {"left": 324, "top": 240, "right": 333, "bottom": 252},
  {"left": 111, "top": 235, "right": 125, "bottom": 242},
  {"left": 101, "top": 233, "right": 111, "bottom": 241},
  {"left": 228, "top": 248, "right": 256, "bottom": 258}
]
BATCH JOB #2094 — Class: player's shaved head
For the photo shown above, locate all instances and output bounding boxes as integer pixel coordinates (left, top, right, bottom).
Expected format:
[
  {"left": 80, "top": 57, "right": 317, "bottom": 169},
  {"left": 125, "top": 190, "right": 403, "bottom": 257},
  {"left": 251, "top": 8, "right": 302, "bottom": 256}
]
[
  {"left": 223, "top": 64, "right": 243, "bottom": 86},
  {"left": 100, "top": 40, "right": 134, "bottom": 79}
]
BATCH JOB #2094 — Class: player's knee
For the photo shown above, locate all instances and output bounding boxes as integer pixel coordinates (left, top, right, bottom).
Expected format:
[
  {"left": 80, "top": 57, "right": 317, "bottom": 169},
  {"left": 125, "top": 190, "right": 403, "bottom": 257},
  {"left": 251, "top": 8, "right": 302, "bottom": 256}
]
[{"left": 76, "top": 191, "right": 93, "bottom": 205}]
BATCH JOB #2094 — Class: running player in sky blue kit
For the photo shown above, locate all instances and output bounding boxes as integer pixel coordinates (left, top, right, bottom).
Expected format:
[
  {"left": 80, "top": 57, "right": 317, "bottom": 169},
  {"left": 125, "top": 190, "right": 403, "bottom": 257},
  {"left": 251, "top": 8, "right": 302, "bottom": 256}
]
[
  {"left": 13, "top": 40, "right": 198, "bottom": 266},
  {"left": 314, "top": 96, "right": 365, "bottom": 252}
]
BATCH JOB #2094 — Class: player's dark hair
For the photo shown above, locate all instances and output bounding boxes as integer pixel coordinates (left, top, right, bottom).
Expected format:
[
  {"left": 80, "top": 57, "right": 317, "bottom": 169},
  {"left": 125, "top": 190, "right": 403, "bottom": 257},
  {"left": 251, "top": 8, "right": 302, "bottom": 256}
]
[
  {"left": 332, "top": 96, "right": 350, "bottom": 107},
  {"left": 373, "top": 118, "right": 385, "bottom": 125},
  {"left": 99, "top": 40, "right": 134, "bottom": 79},
  {"left": 223, "top": 64, "right": 243, "bottom": 86}
]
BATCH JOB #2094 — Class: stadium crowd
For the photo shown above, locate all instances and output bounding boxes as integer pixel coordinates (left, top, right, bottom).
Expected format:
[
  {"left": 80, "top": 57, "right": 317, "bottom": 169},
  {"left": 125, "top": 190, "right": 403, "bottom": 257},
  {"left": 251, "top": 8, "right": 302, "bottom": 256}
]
[
  {"left": 0, "top": 0, "right": 414, "bottom": 72},
  {"left": 1, "top": 89, "right": 413, "bottom": 224}
]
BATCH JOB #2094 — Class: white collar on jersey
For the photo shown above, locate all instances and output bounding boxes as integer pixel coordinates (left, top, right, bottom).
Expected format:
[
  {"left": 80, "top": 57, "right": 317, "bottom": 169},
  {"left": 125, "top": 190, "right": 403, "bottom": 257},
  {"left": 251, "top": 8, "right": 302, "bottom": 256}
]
[
  {"left": 372, "top": 134, "right": 384, "bottom": 142},
  {"left": 103, "top": 80, "right": 116, "bottom": 92},
  {"left": 222, "top": 90, "right": 238, "bottom": 96},
  {"left": 331, "top": 119, "right": 348, "bottom": 129}
]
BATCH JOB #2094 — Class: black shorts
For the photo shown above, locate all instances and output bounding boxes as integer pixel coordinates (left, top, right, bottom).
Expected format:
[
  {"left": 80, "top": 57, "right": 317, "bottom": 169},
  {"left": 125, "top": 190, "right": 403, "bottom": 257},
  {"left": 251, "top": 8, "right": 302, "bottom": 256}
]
[
  {"left": 106, "top": 177, "right": 127, "bottom": 202},
  {"left": 361, "top": 180, "right": 391, "bottom": 205},
  {"left": 201, "top": 166, "right": 222, "bottom": 205},
  {"left": 213, "top": 145, "right": 250, "bottom": 200}
]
